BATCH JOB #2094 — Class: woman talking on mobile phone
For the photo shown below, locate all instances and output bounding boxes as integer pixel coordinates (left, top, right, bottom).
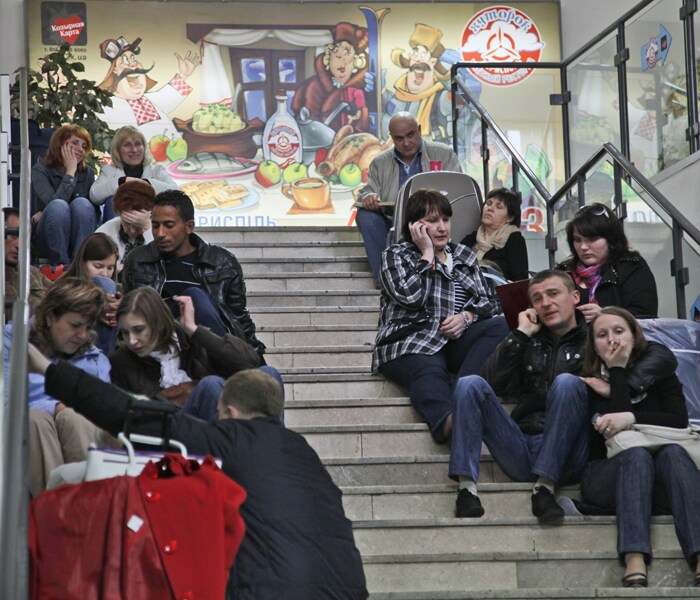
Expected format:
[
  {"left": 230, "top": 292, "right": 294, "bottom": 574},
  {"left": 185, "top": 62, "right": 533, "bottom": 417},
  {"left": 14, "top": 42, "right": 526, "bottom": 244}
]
[{"left": 372, "top": 189, "right": 508, "bottom": 444}]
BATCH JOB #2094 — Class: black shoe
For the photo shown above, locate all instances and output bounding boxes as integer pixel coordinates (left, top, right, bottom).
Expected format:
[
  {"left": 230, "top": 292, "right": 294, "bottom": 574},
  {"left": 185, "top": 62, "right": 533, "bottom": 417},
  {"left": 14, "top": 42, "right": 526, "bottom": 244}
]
[
  {"left": 531, "top": 486, "right": 564, "bottom": 524},
  {"left": 621, "top": 572, "right": 648, "bottom": 588},
  {"left": 455, "top": 489, "right": 485, "bottom": 518}
]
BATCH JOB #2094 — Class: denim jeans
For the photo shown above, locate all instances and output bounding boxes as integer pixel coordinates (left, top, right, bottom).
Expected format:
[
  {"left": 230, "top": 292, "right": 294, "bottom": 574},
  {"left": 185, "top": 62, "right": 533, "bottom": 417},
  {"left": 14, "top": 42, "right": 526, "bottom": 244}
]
[
  {"left": 378, "top": 316, "right": 509, "bottom": 440},
  {"left": 449, "top": 373, "right": 590, "bottom": 484},
  {"left": 355, "top": 208, "right": 392, "bottom": 281},
  {"left": 93, "top": 275, "right": 118, "bottom": 355},
  {"left": 182, "top": 367, "right": 285, "bottom": 423},
  {"left": 36, "top": 197, "right": 97, "bottom": 265},
  {"left": 581, "top": 444, "right": 700, "bottom": 566},
  {"left": 169, "top": 287, "right": 228, "bottom": 337},
  {"left": 101, "top": 196, "right": 116, "bottom": 224}
]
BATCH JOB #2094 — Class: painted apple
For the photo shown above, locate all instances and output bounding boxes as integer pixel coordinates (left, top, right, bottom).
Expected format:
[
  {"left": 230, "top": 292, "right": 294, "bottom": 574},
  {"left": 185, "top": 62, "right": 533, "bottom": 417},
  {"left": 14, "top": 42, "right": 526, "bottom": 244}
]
[
  {"left": 149, "top": 134, "right": 170, "bottom": 162},
  {"left": 165, "top": 137, "right": 188, "bottom": 162},
  {"left": 255, "top": 160, "right": 282, "bottom": 187},
  {"left": 282, "top": 162, "right": 308, "bottom": 184},
  {"left": 338, "top": 162, "right": 362, "bottom": 187}
]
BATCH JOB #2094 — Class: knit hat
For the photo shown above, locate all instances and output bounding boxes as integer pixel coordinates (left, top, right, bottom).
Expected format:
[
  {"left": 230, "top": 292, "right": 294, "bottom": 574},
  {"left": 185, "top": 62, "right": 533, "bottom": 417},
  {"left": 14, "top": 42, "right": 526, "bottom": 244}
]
[
  {"left": 113, "top": 179, "right": 156, "bottom": 213},
  {"left": 332, "top": 22, "right": 369, "bottom": 54}
]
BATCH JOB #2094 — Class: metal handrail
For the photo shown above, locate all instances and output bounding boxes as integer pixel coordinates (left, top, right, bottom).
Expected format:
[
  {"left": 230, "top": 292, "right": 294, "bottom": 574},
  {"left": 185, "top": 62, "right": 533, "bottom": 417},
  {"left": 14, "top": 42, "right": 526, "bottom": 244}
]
[
  {"left": 450, "top": 67, "right": 699, "bottom": 318},
  {"left": 1, "top": 67, "right": 31, "bottom": 600}
]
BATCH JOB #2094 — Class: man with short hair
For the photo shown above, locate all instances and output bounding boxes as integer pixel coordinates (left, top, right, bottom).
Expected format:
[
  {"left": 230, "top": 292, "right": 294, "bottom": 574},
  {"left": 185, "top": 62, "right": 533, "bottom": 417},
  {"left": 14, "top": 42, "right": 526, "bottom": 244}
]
[
  {"left": 3, "top": 207, "right": 50, "bottom": 321},
  {"left": 355, "top": 111, "right": 461, "bottom": 281},
  {"left": 449, "top": 270, "right": 591, "bottom": 523},
  {"left": 121, "top": 189, "right": 264, "bottom": 356},
  {"left": 29, "top": 351, "right": 368, "bottom": 599}
]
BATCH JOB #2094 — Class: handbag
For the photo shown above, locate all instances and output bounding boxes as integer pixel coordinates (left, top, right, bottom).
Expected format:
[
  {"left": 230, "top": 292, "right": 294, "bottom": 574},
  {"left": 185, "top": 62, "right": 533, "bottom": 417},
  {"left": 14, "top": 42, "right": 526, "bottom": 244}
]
[{"left": 605, "top": 423, "right": 700, "bottom": 468}]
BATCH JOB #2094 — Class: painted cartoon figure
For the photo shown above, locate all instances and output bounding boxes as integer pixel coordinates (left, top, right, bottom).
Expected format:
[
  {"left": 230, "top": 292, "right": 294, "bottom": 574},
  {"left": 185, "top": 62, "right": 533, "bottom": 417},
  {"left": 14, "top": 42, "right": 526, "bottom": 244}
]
[
  {"left": 381, "top": 23, "right": 453, "bottom": 144},
  {"left": 292, "top": 22, "right": 370, "bottom": 133},
  {"left": 97, "top": 36, "right": 200, "bottom": 147}
]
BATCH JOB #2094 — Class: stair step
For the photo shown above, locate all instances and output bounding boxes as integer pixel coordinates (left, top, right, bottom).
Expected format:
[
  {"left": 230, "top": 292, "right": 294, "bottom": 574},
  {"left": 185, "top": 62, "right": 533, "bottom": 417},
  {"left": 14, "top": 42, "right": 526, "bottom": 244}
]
[
  {"left": 285, "top": 398, "right": 415, "bottom": 427},
  {"left": 223, "top": 240, "right": 366, "bottom": 259},
  {"left": 250, "top": 306, "right": 378, "bottom": 327},
  {"left": 247, "top": 289, "right": 379, "bottom": 307},
  {"left": 247, "top": 271, "right": 375, "bottom": 292},
  {"left": 284, "top": 374, "right": 403, "bottom": 401},
  {"left": 368, "top": 590, "right": 698, "bottom": 600},
  {"left": 257, "top": 324, "right": 376, "bottom": 347},
  {"left": 241, "top": 256, "right": 371, "bottom": 275},
  {"left": 266, "top": 345, "right": 372, "bottom": 369},
  {"left": 341, "top": 482, "right": 543, "bottom": 521},
  {"left": 353, "top": 516, "right": 681, "bottom": 558},
  {"left": 201, "top": 225, "right": 361, "bottom": 244},
  {"left": 326, "top": 455, "right": 530, "bottom": 487}
]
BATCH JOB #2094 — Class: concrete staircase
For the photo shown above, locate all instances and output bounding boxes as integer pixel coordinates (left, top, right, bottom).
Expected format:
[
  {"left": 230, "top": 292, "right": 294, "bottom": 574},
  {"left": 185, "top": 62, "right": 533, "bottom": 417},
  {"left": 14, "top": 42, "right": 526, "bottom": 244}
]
[{"left": 204, "top": 226, "right": 698, "bottom": 599}]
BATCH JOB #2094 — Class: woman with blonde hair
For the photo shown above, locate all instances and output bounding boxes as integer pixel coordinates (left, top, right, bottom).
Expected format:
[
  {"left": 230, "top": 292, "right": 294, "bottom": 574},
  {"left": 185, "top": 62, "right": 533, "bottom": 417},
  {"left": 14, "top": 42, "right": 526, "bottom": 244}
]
[
  {"left": 31, "top": 124, "right": 99, "bottom": 266},
  {"left": 90, "top": 125, "right": 177, "bottom": 221}
]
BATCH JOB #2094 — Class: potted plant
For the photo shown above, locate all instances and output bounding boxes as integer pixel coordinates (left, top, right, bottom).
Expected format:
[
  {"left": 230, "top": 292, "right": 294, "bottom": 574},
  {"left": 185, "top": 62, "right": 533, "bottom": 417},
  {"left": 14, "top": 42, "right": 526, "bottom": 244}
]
[{"left": 10, "top": 42, "right": 114, "bottom": 168}]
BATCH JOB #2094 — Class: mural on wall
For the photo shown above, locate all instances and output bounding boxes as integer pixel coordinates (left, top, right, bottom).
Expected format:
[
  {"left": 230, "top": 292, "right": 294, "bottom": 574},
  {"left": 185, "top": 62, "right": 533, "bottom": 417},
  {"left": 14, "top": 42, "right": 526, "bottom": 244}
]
[{"left": 33, "top": 1, "right": 559, "bottom": 228}]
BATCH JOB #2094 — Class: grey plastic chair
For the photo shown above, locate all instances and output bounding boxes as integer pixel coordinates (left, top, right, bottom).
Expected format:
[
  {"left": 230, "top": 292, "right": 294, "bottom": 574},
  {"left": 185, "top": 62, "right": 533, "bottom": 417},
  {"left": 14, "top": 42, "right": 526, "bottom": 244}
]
[{"left": 389, "top": 171, "right": 483, "bottom": 245}]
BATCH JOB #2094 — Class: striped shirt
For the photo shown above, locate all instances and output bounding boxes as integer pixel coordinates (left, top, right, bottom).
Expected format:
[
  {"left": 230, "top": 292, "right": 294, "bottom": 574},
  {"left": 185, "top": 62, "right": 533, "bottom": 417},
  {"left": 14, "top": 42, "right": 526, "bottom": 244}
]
[{"left": 372, "top": 241, "right": 501, "bottom": 372}]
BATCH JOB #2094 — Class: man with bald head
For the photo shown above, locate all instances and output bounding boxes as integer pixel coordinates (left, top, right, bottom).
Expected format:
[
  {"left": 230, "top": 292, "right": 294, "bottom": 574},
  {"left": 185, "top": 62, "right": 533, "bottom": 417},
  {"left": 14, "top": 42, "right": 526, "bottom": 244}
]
[{"left": 355, "top": 111, "right": 461, "bottom": 281}]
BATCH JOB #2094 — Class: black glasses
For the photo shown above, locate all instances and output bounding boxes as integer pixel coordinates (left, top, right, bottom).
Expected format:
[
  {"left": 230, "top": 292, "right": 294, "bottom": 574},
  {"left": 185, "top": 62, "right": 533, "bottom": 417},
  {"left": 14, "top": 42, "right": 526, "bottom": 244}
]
[{"left": 574, "top": 204, "right": 610, "bottom": 218}]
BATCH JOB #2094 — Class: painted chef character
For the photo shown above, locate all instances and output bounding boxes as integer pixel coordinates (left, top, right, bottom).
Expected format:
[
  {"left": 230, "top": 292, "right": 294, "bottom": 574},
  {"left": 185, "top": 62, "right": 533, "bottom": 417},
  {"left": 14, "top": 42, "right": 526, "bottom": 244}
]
[
  {"left": 97, "top": 36, "right": 200, "bottom": 144},
  {"left": 381, "top": 23, "right": 453, "bottom": 144}
]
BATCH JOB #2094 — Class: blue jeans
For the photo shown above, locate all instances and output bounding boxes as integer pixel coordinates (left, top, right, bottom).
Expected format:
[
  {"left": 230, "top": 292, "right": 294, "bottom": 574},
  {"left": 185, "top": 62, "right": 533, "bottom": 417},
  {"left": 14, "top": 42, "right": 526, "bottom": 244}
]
[
  {"left": 93, "top": 275, "right": 118, "bottom": 355},
  {"left": 449, "top": 373, "right": 590, "bottom": 484},
  {"left": 355, "top": 208, "right": 392, "bottom": 281},
  {"left": 101, "top": 196, "right": 116, "bottom": 224},
  {"left": 169, "top": 287, "right": 228, "bottom": 337},
  {"left": 182, "top": 367, "right": 285, "bottom": 423},
  {"left": 36, "top": 197, "right": 97, "bottom": 265},
  {"left": 581, "top": 444, "right": 700, "bottom": 566},
  {"left": 378, "top": 316, "right": 509, "bottom": 441}
]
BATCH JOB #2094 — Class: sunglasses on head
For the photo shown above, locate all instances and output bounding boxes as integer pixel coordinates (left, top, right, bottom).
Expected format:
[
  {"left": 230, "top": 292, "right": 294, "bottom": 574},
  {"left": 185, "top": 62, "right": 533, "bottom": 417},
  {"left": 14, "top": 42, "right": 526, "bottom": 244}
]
[{"left": 574, "top": 204, "right": 610, "bottom": 218}]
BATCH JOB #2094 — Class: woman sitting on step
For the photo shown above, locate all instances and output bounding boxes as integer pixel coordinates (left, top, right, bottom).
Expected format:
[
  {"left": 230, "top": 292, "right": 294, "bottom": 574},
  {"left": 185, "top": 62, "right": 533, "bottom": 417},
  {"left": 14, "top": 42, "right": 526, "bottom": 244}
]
[
  {"left": 372, "top": 189, "right": 508, "bottom": 444},
  {"left": 110, "top": 286, "right": 281, "bottom": 422},
  {"left": 579, "top": 307, "right": 700, "bottom": 588}
]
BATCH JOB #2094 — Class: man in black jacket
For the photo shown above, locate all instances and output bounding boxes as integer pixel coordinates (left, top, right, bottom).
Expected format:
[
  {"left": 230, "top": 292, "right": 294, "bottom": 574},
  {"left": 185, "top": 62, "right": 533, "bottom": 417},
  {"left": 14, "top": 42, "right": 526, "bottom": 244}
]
[
  {"left": 449, "top": 269, "right": 591, "bottom": 523},
  {"left": 121, "top": 190, "right": 264, "bottom": 357},
  {"left": 29, "top": 350, "right": 368, "bottom": 600}
]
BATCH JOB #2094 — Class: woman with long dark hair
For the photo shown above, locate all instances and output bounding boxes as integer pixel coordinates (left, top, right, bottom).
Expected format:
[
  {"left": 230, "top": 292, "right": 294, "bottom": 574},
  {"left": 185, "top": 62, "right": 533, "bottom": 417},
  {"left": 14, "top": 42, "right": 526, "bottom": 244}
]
[{"left": 557, "top": 203, "right": 657, "bottom": 321}]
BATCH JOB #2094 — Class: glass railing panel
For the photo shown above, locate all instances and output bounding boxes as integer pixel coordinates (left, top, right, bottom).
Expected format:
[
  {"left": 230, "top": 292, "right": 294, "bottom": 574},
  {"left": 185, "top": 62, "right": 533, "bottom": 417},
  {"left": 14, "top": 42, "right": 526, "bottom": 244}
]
[
  {"left": 567, "top": 34, "right": 621, "bottom": 174},
  {"left": 624, "top": 0, "right": 687, "bottom": 177}
]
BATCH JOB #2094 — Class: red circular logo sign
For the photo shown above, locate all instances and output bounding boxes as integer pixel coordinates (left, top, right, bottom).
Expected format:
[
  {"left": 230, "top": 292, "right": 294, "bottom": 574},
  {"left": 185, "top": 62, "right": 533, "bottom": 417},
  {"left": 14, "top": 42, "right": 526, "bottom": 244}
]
[{"left": 460, "top": 5, "right": 545, "bottom": 87}]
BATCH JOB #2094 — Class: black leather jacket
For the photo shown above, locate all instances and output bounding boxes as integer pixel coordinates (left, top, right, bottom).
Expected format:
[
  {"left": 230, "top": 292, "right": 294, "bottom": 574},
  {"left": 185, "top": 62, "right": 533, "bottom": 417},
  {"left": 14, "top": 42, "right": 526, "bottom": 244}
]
[
  {"left": 482, "top": 313, "right": 677, "bottom": 434},
  {"left": 122, "top": 233, "right": 264, "bottom": 355},
  {"left": 483, "top": 312, "right": 588, "bottom": 433}
]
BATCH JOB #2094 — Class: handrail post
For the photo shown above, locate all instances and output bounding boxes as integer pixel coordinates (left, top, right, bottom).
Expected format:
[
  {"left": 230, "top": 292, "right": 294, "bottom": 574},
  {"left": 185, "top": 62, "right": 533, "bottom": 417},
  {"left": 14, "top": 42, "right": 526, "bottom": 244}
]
[
  {"left": 681, "top": 0, "right": 700, "bottom": 154},
  {"left": 1, "top": 67, "right": 31, "bottom": 600},
  {"left": 615, "top": 23, "right": 631, "bottom": 160},
  {"left": 671, "top": 219, "right": 689, "bottom": 318}
]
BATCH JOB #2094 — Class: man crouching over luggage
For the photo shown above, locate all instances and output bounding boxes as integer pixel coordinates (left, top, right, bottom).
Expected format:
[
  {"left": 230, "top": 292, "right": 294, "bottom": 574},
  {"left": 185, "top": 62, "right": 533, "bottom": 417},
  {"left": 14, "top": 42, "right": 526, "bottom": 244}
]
[{"left": 28, "top": 344, "right": 368, "bottom": 599}]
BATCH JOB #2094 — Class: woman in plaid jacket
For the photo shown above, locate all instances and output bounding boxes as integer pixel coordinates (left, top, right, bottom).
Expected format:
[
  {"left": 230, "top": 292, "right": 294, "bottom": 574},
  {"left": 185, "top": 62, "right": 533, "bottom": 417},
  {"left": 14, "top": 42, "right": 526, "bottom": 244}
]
[{"left": 373, "top": 189, "right": 509, "bottom": 444}]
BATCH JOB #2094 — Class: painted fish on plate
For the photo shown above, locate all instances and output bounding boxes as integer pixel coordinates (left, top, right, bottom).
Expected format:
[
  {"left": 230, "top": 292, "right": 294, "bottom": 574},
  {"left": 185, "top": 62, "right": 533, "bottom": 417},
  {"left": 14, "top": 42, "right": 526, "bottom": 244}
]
[{"left": 178, "top": 152, "right": 255, "bottom": 174}]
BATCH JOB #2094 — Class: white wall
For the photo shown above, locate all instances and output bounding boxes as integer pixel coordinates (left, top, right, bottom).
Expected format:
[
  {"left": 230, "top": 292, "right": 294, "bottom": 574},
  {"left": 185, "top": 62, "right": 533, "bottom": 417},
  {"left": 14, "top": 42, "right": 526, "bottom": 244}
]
[
  {"left": 559, "top": 0, "right": 640, "bottom": 58},
  {"left": 0, "top": 0, "right": 26, "bottom": 76}
]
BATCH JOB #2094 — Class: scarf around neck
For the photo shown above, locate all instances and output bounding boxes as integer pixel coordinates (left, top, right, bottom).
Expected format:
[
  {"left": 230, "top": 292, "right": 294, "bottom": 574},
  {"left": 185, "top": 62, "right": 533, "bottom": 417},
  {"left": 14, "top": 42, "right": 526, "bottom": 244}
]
[
  {"left": 572, "top": 261, "right": 605, "bottom": 304},
  {"left": 148, "top": 337, "right": 192, "bottom": 389},
  {"left": 473, "top": 223, "right": 520, "bottom": 262}
]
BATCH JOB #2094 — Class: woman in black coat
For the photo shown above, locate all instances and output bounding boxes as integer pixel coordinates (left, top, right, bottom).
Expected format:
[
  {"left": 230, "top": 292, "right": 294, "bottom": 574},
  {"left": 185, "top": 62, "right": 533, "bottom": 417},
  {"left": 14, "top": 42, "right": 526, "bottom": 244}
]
[
  {"left": 460, "top": 187, "right": 528, "bottom": 281},
  {"left": 579, "top": 307, "right": 700, "bottom": 588},
  {"left": 556, "top": 203, "right": 657, "bottom": 322}
]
